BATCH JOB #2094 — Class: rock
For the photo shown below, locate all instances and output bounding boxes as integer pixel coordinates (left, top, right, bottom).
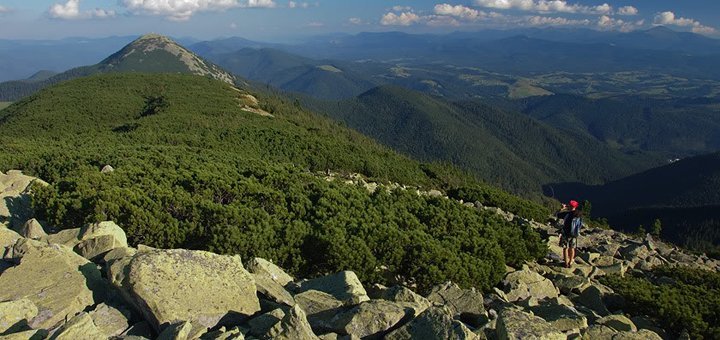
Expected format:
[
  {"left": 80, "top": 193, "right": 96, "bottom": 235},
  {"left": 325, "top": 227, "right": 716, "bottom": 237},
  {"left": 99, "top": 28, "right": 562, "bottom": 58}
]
[
  {"left": 0, "top": 241, "right": 100, "bottom": 329},
  {"left": 102, "top": 247, "right": 137, "bottom": 264},
  {"left": 0, "top": 170, "right": 46, "bottom": 230},
  {"left": 495, "top": 308, "right": 564, "bottom": 340},
  {"left": 248, "top": 308, "right": 286, "bottom": 337},
  {"left": 630, "top": 315, "right": 667, "bottom": 338},
  {"left": 328, "top": 300, "right": 410, "bottom": 338},
  {"left": 378, "top": 285, "right": 431, "bottom": 315},
  {"left": 75, "top": 221, "right": 128, "bottom": 261},
  {"left": 620, "top": 244, "right": 651, "bottom": 261},
  {"left": 0, "top": 227, "right": 21, "bottom": 248},
  {"left": 200, "top": 326, "right": 244, "bottom": 340},
  {"left": 529, "top": 302, "right": 588, "bottom": 332},
  {"left": 50, "top": 312, "right": 107, "bottom": 340},
  {"left": 595, "top": 314, "right": 636, "bottom": 332},
  {"left": 427, "top": 282, "right": 487, "bottom": 327},
  {"left": 594, "top": 255, "right": 620, "bottom": 267},
  {"left": 579, "top": 252, "right": 600, "bottom": 264},
  {"left": 581, "top": 324, "right": 617, "bottom": 340},
  {"left": 298, "top": 271, "right": 369, "bottom": 305},
  {"left": 252, "top": 273, "right": 295, "bottom": 306},
  {"left": 385, "top": 306, "right": 480, "bottom": 340},
  {"left": 554, "top": 275, "right": 590, "bottom": 295},
  {"left": 0, "top": 298, "right": 38, "bottom": 334},
  {"left": 111, "top": 248, "right": 260, "bottom": 333},
  {"left": 502, "top": 267, "right": 559, "bottom": 302},
  {"left": 612, "top": 329, "right": 663, "bottom": 340},
  {"left": 121, "top": 321, "right": 155, "bottom": 339},
  {"left": 16, "top": 218, "right": 47, "bottom": 239},
  {"left": 294, "top": 290, "right": 345, "bottom": 331},
  {"left": 89, "top": 303, "right": 132, "bottom": 337},
  {"left": 595, "top": 263, "right": 627, "bottom": 277},
  {"left": 42, "top": 228, "right": 82, "bottom": 248},
  {"left": 246, "top": 257, "right": 294, "bottom": 286},
  {"left": 101, "top": 165, "right": 115, "bottom": 173},
  {"left": 262, "top": 304, "right": 319, "bottom": 340},
  {"left": 575, "top": 285, "right": 610, "bottom": 316},
  {"left": 427, "top": 189, "right": 443, "bottom": 197},
  {"left": 157, "top": 321, "right": 192, "bottom": 340},
  {"left": 0, "top": 329, "right": 49, "bottom": 340}
]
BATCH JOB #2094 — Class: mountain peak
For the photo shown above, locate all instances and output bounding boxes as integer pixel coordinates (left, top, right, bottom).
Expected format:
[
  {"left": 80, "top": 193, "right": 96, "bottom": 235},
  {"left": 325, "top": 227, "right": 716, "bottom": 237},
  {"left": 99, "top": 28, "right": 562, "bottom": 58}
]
[{"left": 99, "top": 33, "right": 235, "bottom": 84}]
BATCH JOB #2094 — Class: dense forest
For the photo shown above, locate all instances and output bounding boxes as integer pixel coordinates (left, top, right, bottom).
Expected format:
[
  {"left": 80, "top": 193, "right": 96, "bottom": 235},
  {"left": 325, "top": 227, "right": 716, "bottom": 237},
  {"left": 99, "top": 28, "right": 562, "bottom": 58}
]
[{"left": 0, "top": 73, "right": 548, "bottom": 292}]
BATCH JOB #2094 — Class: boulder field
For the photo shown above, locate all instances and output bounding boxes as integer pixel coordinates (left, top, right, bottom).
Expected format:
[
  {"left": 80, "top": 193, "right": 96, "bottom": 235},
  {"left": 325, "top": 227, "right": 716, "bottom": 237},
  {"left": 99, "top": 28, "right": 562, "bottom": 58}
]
[{"left": 1, "top": 170, "right": 718, "bottom": 339}]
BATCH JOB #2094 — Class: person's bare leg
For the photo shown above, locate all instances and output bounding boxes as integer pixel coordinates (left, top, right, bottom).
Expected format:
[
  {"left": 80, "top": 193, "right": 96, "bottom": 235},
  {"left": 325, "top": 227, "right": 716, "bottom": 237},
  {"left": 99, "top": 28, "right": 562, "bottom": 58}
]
[
  {"left": 563, "top": 247, "right": 569, "bottom": 267},
  {"left": 568, "top": 248, "right": 576, "bottom": 267}
]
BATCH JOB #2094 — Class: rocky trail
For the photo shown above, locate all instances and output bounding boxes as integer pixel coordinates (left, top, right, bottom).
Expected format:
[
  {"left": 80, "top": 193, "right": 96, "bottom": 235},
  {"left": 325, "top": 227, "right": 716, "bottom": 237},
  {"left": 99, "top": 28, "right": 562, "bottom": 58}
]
[{"left": 0, "top": 170, "right": 718, "bottom": 340}]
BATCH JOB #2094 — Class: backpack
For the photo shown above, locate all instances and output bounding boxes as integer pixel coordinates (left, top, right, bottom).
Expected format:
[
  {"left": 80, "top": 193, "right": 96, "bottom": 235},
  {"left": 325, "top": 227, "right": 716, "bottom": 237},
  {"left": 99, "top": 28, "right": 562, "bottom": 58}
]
[{"left": 569, "top": 217, "right": 583, "bottom": 237}]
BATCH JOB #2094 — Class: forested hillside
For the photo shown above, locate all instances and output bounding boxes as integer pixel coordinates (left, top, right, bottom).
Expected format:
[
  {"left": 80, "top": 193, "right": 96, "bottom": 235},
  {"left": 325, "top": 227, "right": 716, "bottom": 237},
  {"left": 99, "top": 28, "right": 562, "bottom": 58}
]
[
  {"left": 305, "top": 85, "right": 661, "bottom": 196},
  {"left": 0, "top": 73, "right": 547, "bottom": 291}
]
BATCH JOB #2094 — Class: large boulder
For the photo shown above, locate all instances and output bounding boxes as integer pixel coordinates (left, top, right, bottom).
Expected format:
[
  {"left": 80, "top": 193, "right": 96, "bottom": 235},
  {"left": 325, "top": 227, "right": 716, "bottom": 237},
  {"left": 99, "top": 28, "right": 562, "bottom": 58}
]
[
  {"left": 378, "top": 286, "right": 431, "bottom": 316},
  {"left": 427, "top": 282, "right": 486, "bottom": 327},
  {"left": 156, "top": 321, "right": 193, "bottom": 340},
  {"left": 75, "top": 221, "right": 128, "bottom": 261},
  {"left": 0, "top": 329, "right": 49, "bottom": 340},
  {"left": 529, "top": 302, "right": 588, "bottom": 332},
  {"left": 261, "top": 304, "right": 319, "bottom": 340},
  {"left": 247, "top": 258, "right": 294, "bottom": 286},
  {"left": 293, "top": 290, "right": 345, "bottom": 331},
  {"left": 50, "top": 312, "right": 107, "bottom": 340},
  {"left": 496, "top": 308, "right": 565, "bottom": 340},
  {"left": 298, "top": 271, "right": 369, "bottom": 306},
  {"left": 110, "top": 248, "right": 260, "bottom": 333},
  {"left": 0, "top": 241, "right": 100, "bottom": 329},
  {"left": 501, "top": 267, "right": 559, "bottom": 302},
  {"left": 252, "top": 273, "right": 295, "bottom": 307},
  {"left": 612, "top": 329, "right": 663, "bottom": 340},
  {"left": 595, "top": 314, "right": 636, "bottom": 332},
  {"left": 385, "top": 306, "right": 481, "bottom": 340},
  {"left": 575, "top": 285, "right": 610, "bottom": 316},
  {"left": 41, "top": 228, "right": 82, "bottom": 248},
  {"left": 248, "top": 308, "right": 286, "bottom": 337},
  {"left": 581, "top": 324, "right": 617, "bottom": 340},
  {"left": 0, "top": 298, "right": 38, "bottom": 334},
  {"left": 0, "top": 170, "right": 47, "bottom": 230},
  {"left": 89, "top": 303, "right": 132, "bottom": 337},
  {"left": 16, "top": 218, "right": 47, "bottom": 239},
  {"left": 327, "top": 300, "right": 410, "bottom": 338},
  {"left": 0, "top": 226, "right": 22, "bottom": 248}
]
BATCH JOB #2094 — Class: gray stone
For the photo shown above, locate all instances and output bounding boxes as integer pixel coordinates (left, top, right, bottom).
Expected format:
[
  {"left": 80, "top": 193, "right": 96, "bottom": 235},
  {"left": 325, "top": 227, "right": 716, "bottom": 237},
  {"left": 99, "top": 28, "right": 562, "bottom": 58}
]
[
  {"left": 495, "top": 308, "right": 564, "bottom": 340},
  {"left": 576, "top": 285, "right": 610, "bottom": 316},
  {"left": 89, "top": 303, "right": 132, "bottom": 337},
  {"left": 253, "top": 272, "right": 295, "bottom": 306},
  {"left": 298, "top": 271, "right": 369, "bottom": 305},
  {"left": 612, "top": 329, "right": 663, "bottom": 340},
  {"left": 0, "top": 329, "right": 49, "bottom": 340},
  {"left": 0, "top": 298, "right": 38, "bottom": 334},
  {"left": 294, "top": 290, "right": 345, "bottom": 331},
  {"left": 581, "top": 324, "right": 617, "bottom": 340},
  {"left": 502, "top": 267, "right": 559, "bottom": 302},
  {"left": 385, "top": 306, "right": 480, "bottom": 340},
  {"left": 110, "top": 248, "right": 260, "bottom": 333},
  {"left": 529, "top": 302, "right": 588, "bottom": 332},
  {"left": 427, "top": 282, "right": 486, "bottom": 327},
  {"left": 596, "top": 314, "right": 636, "bottom": 332},
  {"left": 246, "top": 257, "right": 294, "bottom": 286},
  {"left": 380, "top": 286, "right": 431, "bottom": 315},
  {"left": 102, "top": 247, "right": 137, "bottom": 264},
  {"left": 16, "top": 218, "right": 47, "bottom": 239},
  {"left": 248, "top": 308, "right": 285, "bottom": 337},
  {"left": 261, "top": 304, "right": 319, "bottom": 340},
  {"left": 101, "top": 165, "right": 115, "bottom": 173},
  {"left": 328, "top": 300, "right": 410, "bottom": 338},
  {"left": 50, "top": 312, "right": 107, "bottom": 340},
  {"left": 157, "top": 321, "right": 192, "bottom": 340},
  {"left": 75, "top": 221, "right": 128, "bottom": 261}
]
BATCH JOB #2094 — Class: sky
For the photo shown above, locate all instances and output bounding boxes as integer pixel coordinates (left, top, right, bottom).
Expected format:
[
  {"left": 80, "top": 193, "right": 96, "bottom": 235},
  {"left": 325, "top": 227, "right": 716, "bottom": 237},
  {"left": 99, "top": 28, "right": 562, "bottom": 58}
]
[{"left": 0, "top": 0, "right": 719, "bottom": 41}]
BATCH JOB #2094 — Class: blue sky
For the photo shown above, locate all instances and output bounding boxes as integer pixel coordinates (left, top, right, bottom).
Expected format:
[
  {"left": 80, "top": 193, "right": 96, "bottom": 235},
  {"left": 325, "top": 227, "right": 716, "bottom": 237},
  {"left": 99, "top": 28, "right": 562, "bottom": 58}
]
[{"left": 0, "top": 0, "right": 718, "bottom": 41}]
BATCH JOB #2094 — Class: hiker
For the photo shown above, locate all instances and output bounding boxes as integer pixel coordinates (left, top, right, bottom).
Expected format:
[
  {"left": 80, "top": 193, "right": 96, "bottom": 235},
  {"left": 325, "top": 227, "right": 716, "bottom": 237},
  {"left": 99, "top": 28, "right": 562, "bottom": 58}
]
[{"left": 556, "top": 200, "right": 583, "bottom": 268}]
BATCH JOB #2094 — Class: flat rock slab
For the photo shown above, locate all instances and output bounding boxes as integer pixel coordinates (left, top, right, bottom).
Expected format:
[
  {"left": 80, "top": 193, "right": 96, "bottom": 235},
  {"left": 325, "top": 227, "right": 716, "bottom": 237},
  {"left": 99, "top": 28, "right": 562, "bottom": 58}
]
[
  {"left": 262, "top": 304, "right": 319, "bottom": 340},
  {"left": 0, "top": 171, "right": 47, "bottom": 230},
  {"left": 0, "top": 242, "right": 99, "bottom": 329},
  {"left": 427, "top": 282, "right": 486, "bottom": 327},
  {"left": 502, "top": 267, "right": 559, "bottom": 302},
  {"left": 50, "top": 312, "right": 106, "bottom": 340},
  {"left": 385, "top": 306, "right": 481, "bottom": 340},
  {"left": 0, "top": 298, "right": 38, "bottom": 334},
  {"left": 247, "top": 257, "right": 294, "bottom": 286},
  {"left": 298, "top": 271, "right": 369, "bottom": 305},
  {"left": 328, "top": 300, "right": 410, "bottom": 338},
  {"left": 113, "top": 248, "right": 260, "bottom": 332},
  {"left": 496, "top": 308, "right": 565, "bottom": 340}
]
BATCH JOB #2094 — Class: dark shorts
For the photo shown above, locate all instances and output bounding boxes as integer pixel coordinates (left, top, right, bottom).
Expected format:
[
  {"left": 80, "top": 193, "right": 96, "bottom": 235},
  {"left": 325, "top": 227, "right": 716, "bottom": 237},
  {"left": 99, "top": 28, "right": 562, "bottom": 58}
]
[{"left": 560, "top": 235, "right": 578, "bottom": 249}]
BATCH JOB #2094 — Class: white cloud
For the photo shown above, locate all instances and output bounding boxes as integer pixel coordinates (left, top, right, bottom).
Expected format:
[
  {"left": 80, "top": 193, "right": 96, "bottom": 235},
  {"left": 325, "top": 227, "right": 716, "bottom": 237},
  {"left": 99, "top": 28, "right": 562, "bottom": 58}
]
[
  {"left": 121, "top": 0, "right": 277, "bottom": 21},
  {"left": 348, "top": 17, "right": 365, "bottom": 25},
  {"left": 434, "top": 4, "right": 482, "bottom": 21},
  {"left": 653, "top": 11, "right": 716, "bottom": 34},
  {"left": 49, "top": 0, "right": 115, "bottom": 20},
  {"left": 380, "top": 11, "right": 421, "bottom": 26},
  {"left": 230, "top": 22, "right": 237, "bottom": 28},
  {"left": 598, "top": 15, "right": 642, "bottom": 32},
  {"left": 247, "top": 0, "right": 276, "bottom": 8},
  {"left": 392, "top": 6, "right": 412, "bottom": 12},
  {"left": 0, "top": 5, "right": 11, "bottom": 14},
  {"left": 305, "top": 21, "right": 323, "bottom": 27},
  {"left": 527, "top": 15, "right": 590, "bottom": 26},
  {"left": 616, "top": 5, "right": 637, "bottom": 16},
  {"left": 474, "top": 0, "right": 612, "bottom": 15},
  {"left": 288, "top": 1, "right": 308, "bottom": 8}
]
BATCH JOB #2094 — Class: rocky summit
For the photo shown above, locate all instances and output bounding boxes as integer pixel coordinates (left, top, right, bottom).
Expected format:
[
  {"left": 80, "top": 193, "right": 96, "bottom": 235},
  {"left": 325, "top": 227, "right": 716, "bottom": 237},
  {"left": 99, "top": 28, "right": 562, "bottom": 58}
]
[{"left": 0, "top": 170, "right": 718, "bottom": 339}]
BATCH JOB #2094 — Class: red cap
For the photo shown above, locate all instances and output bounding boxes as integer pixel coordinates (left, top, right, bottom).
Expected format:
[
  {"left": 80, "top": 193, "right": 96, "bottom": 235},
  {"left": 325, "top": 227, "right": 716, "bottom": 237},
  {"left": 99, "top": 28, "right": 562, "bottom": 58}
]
[{"left": 569, "top": 200, "right": 579, "bottom": 208}]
